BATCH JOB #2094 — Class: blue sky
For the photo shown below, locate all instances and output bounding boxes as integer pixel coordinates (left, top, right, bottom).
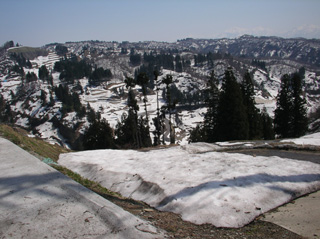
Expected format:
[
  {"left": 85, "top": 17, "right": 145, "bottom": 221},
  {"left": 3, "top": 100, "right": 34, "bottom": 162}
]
[{"left": 1, "top": 0, "right": 320, "bottom": 47}]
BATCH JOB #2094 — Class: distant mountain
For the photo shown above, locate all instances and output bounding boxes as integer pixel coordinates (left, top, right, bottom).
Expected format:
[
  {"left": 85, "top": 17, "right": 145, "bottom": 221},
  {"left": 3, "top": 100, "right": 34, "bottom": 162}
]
[{"left": 178, "top": 35, "right": 320, "bottom": 69}]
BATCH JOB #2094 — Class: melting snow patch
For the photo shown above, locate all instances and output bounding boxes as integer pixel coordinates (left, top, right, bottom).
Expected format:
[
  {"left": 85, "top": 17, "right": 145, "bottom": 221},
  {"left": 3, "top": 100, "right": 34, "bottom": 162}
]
[
  {"left": 281, "top": 132, "right": 320, "bottom": 146},
  {"left": 58, "top": 143, "right": 320, "bottom": 228}
]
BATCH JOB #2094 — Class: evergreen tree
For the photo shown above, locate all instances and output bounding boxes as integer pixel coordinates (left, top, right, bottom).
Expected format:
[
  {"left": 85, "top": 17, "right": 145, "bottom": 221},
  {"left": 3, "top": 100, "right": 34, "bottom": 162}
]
[
  {"left": 89, "top": 66, "right": 112, "bottom": 86},
  {"left": 115, "top": 76, "right": 146, "bottom": 148},
  {"left": 26, "top": 59, "right": 32, "bottom": 69},
  {"left": 40, "top": 90, "right": 47, "bottom": 105},
  {"left": 0, "top": 94, "right": 6, "bottom": 122},
  {"left": 83, "top": 119, "right": 115, "bottom": 150},
  {"left": 291, "top": 73, "right": 308, "bottom": 137},
  {"left": 162, "top": 74, "right": 175, "bottom": 144},
  {"left": 130, "top": 52, "right": 141, "bottom": 66},
  {"left": 26, "top": 72, "right": 37, "bottom": 82},
  {"left": 136, "top": 72, "right": 152, "bottom": 147},
  {"left": 153, "top": 70, "right": 162, "bottom": 146},
  {"left": 216, "top": 68, "right": 249, "bottom": 141},
  {"left": 203, "top": 70, "right": 219, "bottom": 142},
  {"left": 38, "top": 65, "right": 49, "bottom": 82},
  {"left": 274, "top": 74, "right": 294, "bottom": 138},
  {"left": 175, "top": 54, "right": 183, "bottom": 72},
  {"left": 189, "top": 124, "right": 206, "bottom": 143},
  {"left": 136, "top": 72, "right": 149, "bottom": 121},
  {"left": 11, "top": 65, "right": 24, "bottom": 76},
  {"left": 241, "top": 71, "right": 262, "bottom": 139}
]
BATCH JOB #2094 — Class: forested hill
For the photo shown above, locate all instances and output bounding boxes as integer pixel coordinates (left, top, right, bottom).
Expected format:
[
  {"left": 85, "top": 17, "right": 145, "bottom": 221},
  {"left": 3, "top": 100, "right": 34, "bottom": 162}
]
[
  {"left": 0, "top": 35, "right": 319, "bottom": 149},
  {"left": 178, "top": 35, "right": 320, "bottom": 69}
]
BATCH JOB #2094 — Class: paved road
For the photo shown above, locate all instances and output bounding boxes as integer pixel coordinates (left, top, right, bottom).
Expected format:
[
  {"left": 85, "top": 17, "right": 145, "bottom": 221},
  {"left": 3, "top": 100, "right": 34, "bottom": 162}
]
[
  {"left": 0, "top": 137, "right": 165, "bottom": 239},
  {"left": 230, "top": 148, "right": 320, "bottom": 164}
]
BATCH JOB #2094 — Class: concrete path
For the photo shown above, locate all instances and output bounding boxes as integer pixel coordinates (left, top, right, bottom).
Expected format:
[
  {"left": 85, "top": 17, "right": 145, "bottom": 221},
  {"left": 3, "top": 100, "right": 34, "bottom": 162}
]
[
  {"left": 0, "top": 137, "right": 165, "bottom": 239},
  {"left": 262, "top": 187, "right": 320, "bottom": 239}
]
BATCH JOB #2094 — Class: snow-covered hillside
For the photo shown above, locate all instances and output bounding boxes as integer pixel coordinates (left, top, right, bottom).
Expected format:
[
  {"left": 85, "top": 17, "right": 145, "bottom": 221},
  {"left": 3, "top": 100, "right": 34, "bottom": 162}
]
[{"left": 1, "top": 36, "right": 320, "bottom": 147}]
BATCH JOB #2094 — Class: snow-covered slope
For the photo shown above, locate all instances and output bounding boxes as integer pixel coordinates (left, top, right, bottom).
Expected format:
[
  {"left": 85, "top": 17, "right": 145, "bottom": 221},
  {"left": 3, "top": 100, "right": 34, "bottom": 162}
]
[
  {"left": 58, "top": 133, "right": 320, "bottom": 228},
  {"left": 1, "top": 36, "right": 320, "bottom": 146}
]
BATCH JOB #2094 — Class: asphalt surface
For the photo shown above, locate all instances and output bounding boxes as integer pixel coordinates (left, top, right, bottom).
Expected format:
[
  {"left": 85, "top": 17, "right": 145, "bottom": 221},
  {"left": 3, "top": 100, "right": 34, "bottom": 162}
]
[
  {"left": 0, "top": 137, "right": 165, "bottom": 239},
  {"left": 230, "top": 148, "right": 320, "bottom": 164}
]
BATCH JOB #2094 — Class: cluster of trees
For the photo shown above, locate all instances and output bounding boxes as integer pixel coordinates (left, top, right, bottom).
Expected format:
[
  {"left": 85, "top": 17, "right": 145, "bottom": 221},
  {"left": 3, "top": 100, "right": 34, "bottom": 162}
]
[
  {"left": 55, "top": 44, "right": 68, "bottom": 56},
  {"left": 190, "top": 69, "right": 275, "bottom": 142},
  {"left": 143, "top": 52, "right": 175, "bottom": 71},
  {"left": 10, "top": 53, "right": 32, "bottom": 68},
  {"left": 194, "top": 52, "right": 232, "bottom": 67},
  {"left": 0, "top": 94, "right": 14, "bottom": 123},
  {"left": 83, "top": 71, "right": 178, "bottom": 150},
  {"left": 129, "top": 49, "right": 141, "bottom": 66},
  {"left": 133, "top": 52, "right": 191, "bottom": 90},
  {"left": 54, "top": 85, "right": 85, "bottom": 117},
  {"left": 11, "top": 64, "right": 53, "bottom": 85},
  {"left": 114, "top": 74, "right": 153, "bottom": 148},
  {"left": 143, "top": 51, "right": 191, "bottom": 72},
  {"left": 11, "top": 65, "right": 25, "bottom": 76},
  {"left": 89, "top": 66, "right": 112, "bottom": 86},
  {"left": 26, "top": 72, "right": 38, "bottom": 82},
  {"left": 54, "top": 57, "right": 112, "bottom": 86},
  {"left": 190, "top": 68, "right": 308, "bottom": 142},
  {"left": 251, "top": 59, "right": 267, "bottom": 71},
  {"left": 54, "top": 57, "right": 92, "bottom": 84},
  {"left": 83, "top": 66, "right": 308, "bottom": 151}
]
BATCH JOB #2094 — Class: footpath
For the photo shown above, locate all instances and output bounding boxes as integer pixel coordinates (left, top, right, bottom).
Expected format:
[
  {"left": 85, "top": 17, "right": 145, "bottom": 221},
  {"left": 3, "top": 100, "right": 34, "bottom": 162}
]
[{"left": 0, "top": 137, "right": 165, "bottom": 238}]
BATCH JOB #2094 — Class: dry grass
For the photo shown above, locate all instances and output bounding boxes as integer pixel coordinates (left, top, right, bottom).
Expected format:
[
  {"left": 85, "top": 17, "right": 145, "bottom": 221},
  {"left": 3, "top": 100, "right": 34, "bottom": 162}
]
[{"left": 0, "top": 124, "right": 69, "bottom": 161}]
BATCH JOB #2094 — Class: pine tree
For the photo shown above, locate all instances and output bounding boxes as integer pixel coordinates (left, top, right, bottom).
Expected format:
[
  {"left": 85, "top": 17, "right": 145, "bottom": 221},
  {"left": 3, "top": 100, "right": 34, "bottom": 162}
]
[
  {"left": 115, "top": 76, "right": 153, "bottom": 148},
  {"left": 136, "top": 72, "right": 150, "bottom": 122},
  {"left": 125, "top": 76, "right": 141, "bottom": 148},
  {"left": 162, "top": 74, "right": 175, "bottom": 144},
  {"left": 38, "top": 65, "right": 49, "bottom": 82},
  {"left": 241, "top": 71, "right": 262, "bottom": 139},
  {"left": 274, "top": 74, "right": 294, "bottom": 138},
  {"left": 216, "top": 68, "right": 249, "bottom": 141},
  {"left": 203, "top": 70, "right": 219, "bottom": 142},
  {"left": 115, "top": 111, "right": 138, "bottom": 148},
  {"left": 291, "top": 73, "right": 308, "bottom": 137},
  {"left": 83, "top": 119, "right": 115, "bottom": 150},
  {"left": 40, "top": 90, "right": 47, "bottom": 105},
  {"left": 153, "top": 70, "right": 162, "bottom": 146}
]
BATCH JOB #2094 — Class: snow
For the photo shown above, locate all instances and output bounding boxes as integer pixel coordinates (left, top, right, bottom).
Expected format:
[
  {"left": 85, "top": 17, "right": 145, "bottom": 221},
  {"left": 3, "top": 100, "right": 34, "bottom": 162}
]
[
  {"left": 282, "top": 132, "right": 320, "bottom": 146},
  {"left": 59, "top": 141, "right": 320, "bottom": 228}
]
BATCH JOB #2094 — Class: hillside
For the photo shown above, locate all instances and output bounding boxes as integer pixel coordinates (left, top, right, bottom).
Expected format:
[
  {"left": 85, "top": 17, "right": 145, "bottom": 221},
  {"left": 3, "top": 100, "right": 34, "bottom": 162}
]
[{"left": 0, "top": 36, "right": 320, "bottom": 148}]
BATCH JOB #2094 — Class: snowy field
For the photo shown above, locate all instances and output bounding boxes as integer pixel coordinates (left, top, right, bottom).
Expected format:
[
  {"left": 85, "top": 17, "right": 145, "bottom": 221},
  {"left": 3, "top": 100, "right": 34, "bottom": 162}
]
[{"left": 58, "top": 133, "right": 320, "bottom": 228}]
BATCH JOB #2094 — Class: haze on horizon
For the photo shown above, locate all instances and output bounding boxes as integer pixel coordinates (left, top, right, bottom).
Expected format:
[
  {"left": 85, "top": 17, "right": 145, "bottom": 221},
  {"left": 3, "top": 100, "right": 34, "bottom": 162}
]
[{"left": 1, "top": 0, "right": 320, "bottom": 47}]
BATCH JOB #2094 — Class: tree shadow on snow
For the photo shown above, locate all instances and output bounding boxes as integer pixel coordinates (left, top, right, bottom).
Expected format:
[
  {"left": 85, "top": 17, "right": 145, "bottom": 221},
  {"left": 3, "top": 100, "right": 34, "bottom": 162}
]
[{"left": 158, "top": 173, "right": 320, "bottom": 207}]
